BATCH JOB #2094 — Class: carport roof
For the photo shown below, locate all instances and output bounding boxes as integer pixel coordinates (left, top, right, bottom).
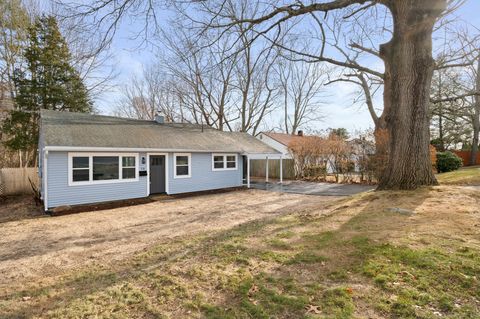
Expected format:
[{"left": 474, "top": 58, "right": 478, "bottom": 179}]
[{"left": 40, "top": 109, "right": 280, "bottom": 154}]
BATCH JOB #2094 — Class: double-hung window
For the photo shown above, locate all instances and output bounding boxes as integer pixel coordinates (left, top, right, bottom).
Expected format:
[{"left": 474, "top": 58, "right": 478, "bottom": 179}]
[
  {"left": 174, "top": 153, "right": 191, "bottom": 178},
  {"left": 212, "top": 154, "right": 237, "bottom": 171},
  {"left": 213, "top": 155, "right": 224, "bottom": 169},
  {"left": 122, "top": 156, "right": 136, "bottom": 179},
  {"left": 69, "top": 153, "right": 138, "bottom": 185},
  {"left": 72, "top": 156, "right": 90, "bottom": 182}
]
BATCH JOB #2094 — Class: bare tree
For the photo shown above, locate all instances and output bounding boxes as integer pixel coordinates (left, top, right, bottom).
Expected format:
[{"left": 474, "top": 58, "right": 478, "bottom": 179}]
[
  {"left": 0, "top": 0, "right": 37, "bottom": 99},
  {"left": 55, "top": 0, "right": 472, "bottom": 189},
  {"left": 472, "top": 54, "right": 480, "bottom": 164},
  {"left": 156, "top": 1, "right": 281, "bottom": 135},
  {"left": 115, "top": 65, "right": 187, "bottom": 121},
  {"left": 231, "top": 12, "right": 280, "bottom": 135},
  {"left": 192, "top": 0, "right": 448, "bottom": 190},
  {"left": 159, "top": 28, "right": 238, "bottom": 130},
  {"left": 429, "top": 24, "right": 480, "bottom": 162},
  {"left": 46, "top": 3, "right": 118, "bottom": 101},
  {"left": 277, "top": 53, "right": 327, "bottom": 135}
]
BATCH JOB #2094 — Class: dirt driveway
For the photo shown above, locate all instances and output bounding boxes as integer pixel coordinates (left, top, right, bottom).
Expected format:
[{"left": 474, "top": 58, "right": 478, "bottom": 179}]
[{"left": 0, "top": 189, "right": 337, "bottom": 287}]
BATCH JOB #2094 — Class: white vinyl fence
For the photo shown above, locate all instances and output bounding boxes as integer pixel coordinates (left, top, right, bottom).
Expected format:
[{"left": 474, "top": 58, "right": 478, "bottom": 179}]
[{"left": 0, "top": 167, "right": 39, "bottom": 196}]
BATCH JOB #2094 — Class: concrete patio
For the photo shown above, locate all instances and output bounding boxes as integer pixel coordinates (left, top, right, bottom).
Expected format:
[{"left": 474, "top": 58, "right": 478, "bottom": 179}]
[{"left": 251, "top": 180, "right": 375, "bottom": 196}]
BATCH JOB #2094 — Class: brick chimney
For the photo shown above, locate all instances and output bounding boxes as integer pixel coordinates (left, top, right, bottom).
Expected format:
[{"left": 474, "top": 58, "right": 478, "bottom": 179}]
[{"left": 297, "top": 130, "right": 304, "bottom": 137}]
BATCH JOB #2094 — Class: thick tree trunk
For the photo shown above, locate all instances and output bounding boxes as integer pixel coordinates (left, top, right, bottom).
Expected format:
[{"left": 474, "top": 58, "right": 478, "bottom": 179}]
[
  {"left": 470, "top": 57, "right": 480, "bottom": 166},
  {"left": 378, "top": 0, "right": 444, "bottom": 190}
]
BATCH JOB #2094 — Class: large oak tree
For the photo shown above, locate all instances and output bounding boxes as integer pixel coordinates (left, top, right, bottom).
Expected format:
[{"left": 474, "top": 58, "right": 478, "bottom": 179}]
[
  {"left": 195, "top": 0, "right": 448, "bottom": 189},
  {"left": 59, "top": 0, "right": 464, "bottom": 189}
]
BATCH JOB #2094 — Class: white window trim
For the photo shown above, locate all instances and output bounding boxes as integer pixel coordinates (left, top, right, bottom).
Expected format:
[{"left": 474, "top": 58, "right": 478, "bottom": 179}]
[
  {"left": 173, "top": 153, "right": 191, "bottom": 179},
  {"left": 68, "top": 152, "right": 139, "bottom": 186},
  {"left": 121, "top": 155, "right": 137, "bottom": 180},
  {"left": 212, "top": 153, "right": 238, "bottom": 171}
]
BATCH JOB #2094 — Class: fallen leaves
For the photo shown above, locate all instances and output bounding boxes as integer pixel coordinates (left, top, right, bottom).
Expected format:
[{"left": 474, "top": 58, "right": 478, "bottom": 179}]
[
  {"left": 305, "top": 304, "right": 322, "bottom": 314},
  {"left": 248, "top": 284, "right": 259, "bottom": 305}
]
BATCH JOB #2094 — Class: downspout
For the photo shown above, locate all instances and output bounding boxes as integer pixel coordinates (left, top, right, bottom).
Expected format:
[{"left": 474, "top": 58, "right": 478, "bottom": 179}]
[{"left": 43, "top": 150, "right": 48, "bottom": 211}]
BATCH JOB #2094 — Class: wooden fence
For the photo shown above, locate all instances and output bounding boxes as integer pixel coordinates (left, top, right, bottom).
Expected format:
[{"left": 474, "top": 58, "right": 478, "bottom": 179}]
[
  {"left": 250, "top": 159, "right": 295, "bottom": 180},
  {"left": 0, "top": 167, "right": 38, "bottom": 196},
  {"left": 453, "top": 151, "right": 480, "bottom": 166}
]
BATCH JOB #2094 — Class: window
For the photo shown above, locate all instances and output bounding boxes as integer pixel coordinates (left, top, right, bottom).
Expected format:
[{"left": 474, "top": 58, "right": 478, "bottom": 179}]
[
  {"left": 68, "top": 153, "right": 138, "bottom": 185},
  {"left": 72, "top": 157, "right": 89, "bottom": 182},
  {"left": 213, "top": 155, "right": 224, "bottom": 169},
  {"left": 226, "top": 155, "right": 236, "bottom": 168},
  {"left": 122, "top": 156, "right": 136, "bottom": 179},
  {"left": 174, "top": 153, "right": 191, "bottom": 178},
  {"left": 212, "top": 154, "right": 237, "bottom": 171},
  {"left": 93, "top": 156, "right": 119, "bottom": 180}
]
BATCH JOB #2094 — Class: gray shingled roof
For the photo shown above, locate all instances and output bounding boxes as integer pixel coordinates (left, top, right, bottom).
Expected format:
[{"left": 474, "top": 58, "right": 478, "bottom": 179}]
[{"left": 40, "top": 110, "right": 279, "bottom": 154}]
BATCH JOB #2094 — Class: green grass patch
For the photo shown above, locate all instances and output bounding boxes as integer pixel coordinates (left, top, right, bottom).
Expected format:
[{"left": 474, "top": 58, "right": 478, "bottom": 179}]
[{"left": 284, "top": 251, "right": 328, "bottom": 265}]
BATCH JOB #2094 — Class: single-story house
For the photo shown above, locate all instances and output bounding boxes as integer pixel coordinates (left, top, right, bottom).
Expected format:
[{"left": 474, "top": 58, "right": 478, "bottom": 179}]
[
  {"left": 39, "top": 110, "right": 282, "bottom": 211},
  {"left": 258, "top": 131, "right": 373, "bottom": 174},
  {"left": 257, "top": 131, "right": 306, "bottom": 159}
]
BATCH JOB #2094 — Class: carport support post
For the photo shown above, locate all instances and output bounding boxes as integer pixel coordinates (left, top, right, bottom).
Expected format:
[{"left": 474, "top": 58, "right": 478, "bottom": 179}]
[
  {"left": 265, "top": 156, "right": 269, "bottom": 183},
  {"left": 280, "top": 155, "right": 283, "bottom": 184},
  {"left": 247, "top": 155, "right": 250, "bottom": 188}
]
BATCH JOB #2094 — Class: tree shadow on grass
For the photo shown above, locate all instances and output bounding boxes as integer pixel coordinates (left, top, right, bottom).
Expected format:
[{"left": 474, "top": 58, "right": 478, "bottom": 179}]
[{"left": 4, "top": 187, "right": 478, "bottom": 318}]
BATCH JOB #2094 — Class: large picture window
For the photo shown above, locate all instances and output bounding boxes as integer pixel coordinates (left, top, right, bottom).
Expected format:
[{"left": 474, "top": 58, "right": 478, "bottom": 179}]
[
  {"left": 93, "top": 156, "right": 119, "bottom": 180},
  {"left": 174, "top": 153, "right": 191, "bottom": 178},
  {"left": 212, "top": 154, "right": 237, "bottom": 171},
  {"left": 68, "top": 153, "right": 138, "bottom": 185}
]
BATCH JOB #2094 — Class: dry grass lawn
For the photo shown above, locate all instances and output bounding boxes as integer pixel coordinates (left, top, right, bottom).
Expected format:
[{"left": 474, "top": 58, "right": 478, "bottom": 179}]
[
  {"left": 437, "top": 166, "right": 480, "bottom": 185},
  {"left": 0, "top": 190, "right": 327, "bottom": 286},
  {"left": 0, "top": 184, "right": 479, "bottom": 318}
]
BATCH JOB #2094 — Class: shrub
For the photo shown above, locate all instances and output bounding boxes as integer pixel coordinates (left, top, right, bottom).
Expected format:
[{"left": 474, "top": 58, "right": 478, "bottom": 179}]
[{"left": 436, "top": 152, "right": 463, "bottom": 173}]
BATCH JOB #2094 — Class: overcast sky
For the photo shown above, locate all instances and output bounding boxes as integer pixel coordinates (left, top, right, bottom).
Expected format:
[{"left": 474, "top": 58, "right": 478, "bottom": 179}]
[{"left": 90, "top": 0, "right": 480, "bottom": 134}]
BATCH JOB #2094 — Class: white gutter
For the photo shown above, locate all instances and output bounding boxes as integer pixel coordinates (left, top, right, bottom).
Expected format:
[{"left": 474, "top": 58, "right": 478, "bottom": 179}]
[{"left": 44, "top": 146, "right": 282, "bottom": 158}]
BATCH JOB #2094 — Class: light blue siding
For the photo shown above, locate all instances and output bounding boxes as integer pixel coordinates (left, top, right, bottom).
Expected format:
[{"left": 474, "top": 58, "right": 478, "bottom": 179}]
[
  {"left": 44, "top": 151, "right": 244, "bottom": 209},
  {"left": 168, "top": 153, "right": 243, "bottom": 194},
  {"left": 46, "top": 152, "right": 147, "bottom": 208}
]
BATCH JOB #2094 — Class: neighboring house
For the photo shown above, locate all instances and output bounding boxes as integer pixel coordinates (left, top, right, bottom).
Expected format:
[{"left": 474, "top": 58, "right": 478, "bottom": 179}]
[
  {"left": 258, "top": 130, "right": 336, "bottom": 174},
  {"left": 39, "top": 110, "right": 281, "bottom": 211},
  {"left": 257, "top": 131, "right": 305, "bottom": 159},
  {"left": 258, "top": 131, "right": 375, "bottom": 175}
]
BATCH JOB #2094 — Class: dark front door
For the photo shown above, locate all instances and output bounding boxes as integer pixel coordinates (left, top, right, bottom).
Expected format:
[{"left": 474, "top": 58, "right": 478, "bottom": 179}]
[{"left": 150, "top": 155, "right": 166, "bottom": 194}]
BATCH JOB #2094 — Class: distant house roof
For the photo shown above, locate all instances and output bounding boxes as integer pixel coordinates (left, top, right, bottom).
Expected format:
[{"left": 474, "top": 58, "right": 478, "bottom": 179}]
[
  {"left": 40, "top": 110, "right": 280, "bottom": 154},
  {"left": 262, "top": 132, "right": 305, "bottom": 147}
]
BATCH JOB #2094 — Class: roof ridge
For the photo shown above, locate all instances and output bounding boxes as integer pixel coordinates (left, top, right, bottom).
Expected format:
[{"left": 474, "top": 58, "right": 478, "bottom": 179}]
[{"left": 40, "top": 109, "right": 210, "bottom": 128}]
